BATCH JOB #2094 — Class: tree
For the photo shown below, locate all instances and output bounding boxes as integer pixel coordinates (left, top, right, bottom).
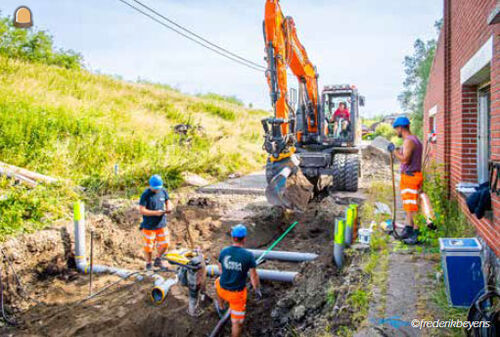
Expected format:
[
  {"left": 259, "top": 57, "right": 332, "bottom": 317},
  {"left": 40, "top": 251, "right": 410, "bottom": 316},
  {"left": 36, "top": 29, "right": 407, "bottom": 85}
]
[
  {"left": 399, "top": 20, "right": 442, "bottom": 138},
  {"left": 0, "top": 11, "right": 82, "bottom": 69}
]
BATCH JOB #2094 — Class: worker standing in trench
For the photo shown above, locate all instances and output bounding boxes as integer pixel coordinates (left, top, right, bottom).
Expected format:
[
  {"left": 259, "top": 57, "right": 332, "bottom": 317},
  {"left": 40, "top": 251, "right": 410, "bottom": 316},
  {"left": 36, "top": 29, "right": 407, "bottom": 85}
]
[
  {"left": 214, "top": 224, "right": 262, "bottom": 337},
  {"left": 388, "top": 116, "right": 423, "bottom": 245},
  {"left": 138, "top": 174, "right": 173, "bottom": 270}
]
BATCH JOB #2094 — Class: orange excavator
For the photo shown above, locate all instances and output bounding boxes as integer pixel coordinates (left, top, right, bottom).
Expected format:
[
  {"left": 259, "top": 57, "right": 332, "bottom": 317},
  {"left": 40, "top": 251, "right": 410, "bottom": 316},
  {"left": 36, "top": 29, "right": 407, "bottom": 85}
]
[{"left": 263, "top": 0, "right": 364, "bottom": 210}]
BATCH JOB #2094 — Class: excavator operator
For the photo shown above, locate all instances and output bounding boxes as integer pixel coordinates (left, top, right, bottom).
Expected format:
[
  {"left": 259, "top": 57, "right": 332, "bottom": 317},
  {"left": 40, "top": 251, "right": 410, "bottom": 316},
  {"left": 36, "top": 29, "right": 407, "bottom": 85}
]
[{"left": 330, "top": 102, "right": 351, "bottom": 138}]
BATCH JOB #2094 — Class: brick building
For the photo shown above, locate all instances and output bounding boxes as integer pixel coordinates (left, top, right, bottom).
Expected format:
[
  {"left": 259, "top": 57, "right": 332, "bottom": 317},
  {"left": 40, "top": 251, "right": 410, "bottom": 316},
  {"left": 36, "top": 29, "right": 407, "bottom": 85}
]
[{"left": 424, "top": 0, "right": 499, "bottom": 274}]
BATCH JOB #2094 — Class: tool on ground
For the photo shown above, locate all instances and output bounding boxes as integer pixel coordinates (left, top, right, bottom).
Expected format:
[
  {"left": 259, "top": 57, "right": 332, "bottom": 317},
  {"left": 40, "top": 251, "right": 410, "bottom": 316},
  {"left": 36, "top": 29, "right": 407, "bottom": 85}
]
[
  {"left": 333, "top": 218, "right": 345, "bottom": 268},
  {"left": 89, "top": 230, "right": 94, "bottom": 296},
  {"left": 262, "top": 0, "right": 364, "bottom": 210},
  {"left": 208, "top": 220, "right": 299, "bottom": 337},
  {"left": 389, "top": 152, "right": 401, "bottom": 239},
  {"left": 158, "top": 249, "right": 207, "bottom": 314}
]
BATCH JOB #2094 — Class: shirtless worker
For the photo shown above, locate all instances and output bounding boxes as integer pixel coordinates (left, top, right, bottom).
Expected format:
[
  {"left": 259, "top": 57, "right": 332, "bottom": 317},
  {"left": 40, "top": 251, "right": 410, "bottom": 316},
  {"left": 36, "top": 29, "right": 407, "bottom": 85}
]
[
  {"left": 214, "top": 224, "right": 261, "bottom": 337},
  {"left": 139, "top": 174, "right": 173, "bottom": 270},
  {"left": 387, "top": 116, "right": 423, "bottom": 245}
]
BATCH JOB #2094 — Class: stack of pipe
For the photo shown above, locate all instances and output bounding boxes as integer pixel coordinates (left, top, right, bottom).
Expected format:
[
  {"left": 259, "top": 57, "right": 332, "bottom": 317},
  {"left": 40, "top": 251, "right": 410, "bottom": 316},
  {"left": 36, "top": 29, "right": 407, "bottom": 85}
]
[{"left": 0, "top": 161, "right": 58, "bottom": 186}]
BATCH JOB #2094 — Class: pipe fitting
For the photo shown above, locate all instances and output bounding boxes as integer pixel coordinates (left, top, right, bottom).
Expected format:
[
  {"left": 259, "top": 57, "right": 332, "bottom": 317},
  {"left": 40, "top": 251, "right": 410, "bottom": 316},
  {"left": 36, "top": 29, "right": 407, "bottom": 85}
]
[{"left": 151, "top": 276, "right": 178, "bottom": 305}]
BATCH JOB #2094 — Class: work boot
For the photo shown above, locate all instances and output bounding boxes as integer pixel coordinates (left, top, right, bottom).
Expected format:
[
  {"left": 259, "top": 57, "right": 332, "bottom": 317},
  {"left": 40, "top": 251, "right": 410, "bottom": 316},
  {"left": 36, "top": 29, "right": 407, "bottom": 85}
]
[
  {"left": 397, "top": 226, "right": 413, "bottom": 240},
  {"left": 145, "top": 262, "right": 153, "bottom": 271},
  {"left": 403, "top": 229, "right": 420, "bottom": 245},
  {"left": 154, "top": 257, "right": 166, "bottom": 270}
]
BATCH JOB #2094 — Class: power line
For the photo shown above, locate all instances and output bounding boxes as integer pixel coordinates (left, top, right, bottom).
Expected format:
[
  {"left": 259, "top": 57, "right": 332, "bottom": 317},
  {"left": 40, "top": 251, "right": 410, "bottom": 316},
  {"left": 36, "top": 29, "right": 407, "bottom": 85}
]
[
  {"left": 116, "top": 0, "right": 266, "bottom": 72},
  {"left": 130, "top": 0, "right": 266, "bottom": 71}
]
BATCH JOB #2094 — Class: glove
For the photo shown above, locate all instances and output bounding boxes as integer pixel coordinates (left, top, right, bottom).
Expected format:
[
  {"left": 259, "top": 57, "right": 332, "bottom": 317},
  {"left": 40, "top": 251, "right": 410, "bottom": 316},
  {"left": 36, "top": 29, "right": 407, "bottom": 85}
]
[
  {"left": 255, "top": 288, "right": 263, "bottom": 300},
  {"left": 387, "top": 143, "right": 395, "bottom": 153}
]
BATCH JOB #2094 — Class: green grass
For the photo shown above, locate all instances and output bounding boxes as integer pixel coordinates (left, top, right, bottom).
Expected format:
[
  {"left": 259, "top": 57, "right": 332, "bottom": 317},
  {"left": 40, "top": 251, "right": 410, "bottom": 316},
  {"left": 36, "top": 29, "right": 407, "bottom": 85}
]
[{"left": 0, "top": 55, "right": 267, "bottom": 239}]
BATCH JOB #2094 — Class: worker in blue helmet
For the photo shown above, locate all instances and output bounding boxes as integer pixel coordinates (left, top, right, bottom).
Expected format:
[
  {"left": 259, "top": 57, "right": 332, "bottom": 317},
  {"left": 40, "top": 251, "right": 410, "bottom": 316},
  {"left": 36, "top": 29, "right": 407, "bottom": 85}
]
[
  {"left": 138, "top": 174, "right": 173, "bottom": 270},
  {"left": 387, "top": 116, "right": 424, "bottom": 244},
  {"left": 214, "top": 224, "right": 261, "bottom": 337}
]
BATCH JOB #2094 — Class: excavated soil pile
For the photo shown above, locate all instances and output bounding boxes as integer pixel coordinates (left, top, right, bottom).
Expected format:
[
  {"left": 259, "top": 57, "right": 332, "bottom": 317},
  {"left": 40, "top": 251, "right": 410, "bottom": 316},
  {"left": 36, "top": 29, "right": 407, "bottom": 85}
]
[
  {"left": 361, "top": 145, "right": 392, "bottom": 182},
  {"left": 1, "top": 190, "right": 368, "bottom": 337}
]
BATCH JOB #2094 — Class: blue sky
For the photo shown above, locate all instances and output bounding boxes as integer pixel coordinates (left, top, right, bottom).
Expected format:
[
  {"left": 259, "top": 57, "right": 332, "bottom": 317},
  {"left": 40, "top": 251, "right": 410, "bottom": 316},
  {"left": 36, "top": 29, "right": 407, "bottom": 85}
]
[{"left": 1, "top": 0, "right": 442, "bottom": 116}]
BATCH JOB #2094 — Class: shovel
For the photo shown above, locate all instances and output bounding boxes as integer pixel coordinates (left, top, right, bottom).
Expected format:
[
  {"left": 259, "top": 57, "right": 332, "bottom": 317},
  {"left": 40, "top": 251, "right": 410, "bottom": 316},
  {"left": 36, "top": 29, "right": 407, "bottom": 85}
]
[{"left": 390, "top": 152, "right": 402, "bottom": 239}]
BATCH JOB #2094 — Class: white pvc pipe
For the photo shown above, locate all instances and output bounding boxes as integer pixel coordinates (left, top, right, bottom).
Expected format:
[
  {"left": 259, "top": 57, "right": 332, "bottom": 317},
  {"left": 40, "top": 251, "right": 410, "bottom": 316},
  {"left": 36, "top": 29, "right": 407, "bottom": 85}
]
[
  {"left": 73, "top": 201, "right": 143, "bottom": 281},
  {"left": 206, "top": 265, "right": 297, "bottom": 283},
  {"left": 151, "top": 275, "right": 178, "bottom": 305},
  {"left": 248, "top": 249, "right": 318, "bottom": 262}
]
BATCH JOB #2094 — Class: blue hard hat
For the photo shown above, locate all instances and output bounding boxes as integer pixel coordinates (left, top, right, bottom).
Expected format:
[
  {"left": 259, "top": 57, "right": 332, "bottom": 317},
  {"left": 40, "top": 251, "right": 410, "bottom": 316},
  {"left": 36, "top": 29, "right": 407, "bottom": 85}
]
[
  {"left": 393, "top": 116, "right": 410, "bottom": 128},
  {"left": 231, "top": 224, "right": 247, "bottom": 238},
  {"left": 149, "top": 175, "right": 163, "bottom": 190}
]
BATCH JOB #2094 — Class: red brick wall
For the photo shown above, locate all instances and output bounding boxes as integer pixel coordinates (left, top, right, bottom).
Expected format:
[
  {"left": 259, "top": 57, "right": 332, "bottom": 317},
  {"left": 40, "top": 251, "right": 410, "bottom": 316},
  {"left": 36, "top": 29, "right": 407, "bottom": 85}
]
[
  {"left": 423, "top": 0, "right": 500, "bottom": 256},
  {"left": 424, "top": 29, "right": 446, "bottom": 164}
]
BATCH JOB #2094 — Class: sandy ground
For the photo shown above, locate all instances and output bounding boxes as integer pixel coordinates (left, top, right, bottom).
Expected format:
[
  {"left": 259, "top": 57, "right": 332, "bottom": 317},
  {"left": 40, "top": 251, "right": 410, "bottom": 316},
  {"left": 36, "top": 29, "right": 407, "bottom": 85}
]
[{"left": 0, "top": 145, "right": 388, "bottom": 337}]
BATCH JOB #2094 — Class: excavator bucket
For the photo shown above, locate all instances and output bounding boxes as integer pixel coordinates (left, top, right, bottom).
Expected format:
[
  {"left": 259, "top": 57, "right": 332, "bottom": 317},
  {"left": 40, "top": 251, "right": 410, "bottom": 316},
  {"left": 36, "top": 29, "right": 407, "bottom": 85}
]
[{"left": 265, "top": 159, "right": 314, "bottom": 211}]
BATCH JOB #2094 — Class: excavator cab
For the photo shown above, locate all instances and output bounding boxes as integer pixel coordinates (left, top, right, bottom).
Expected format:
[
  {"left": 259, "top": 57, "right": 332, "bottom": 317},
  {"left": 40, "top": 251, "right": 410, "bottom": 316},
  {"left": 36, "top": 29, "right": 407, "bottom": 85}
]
[{"left": 322, "top": 84, "right": 364, "bottom": 146}]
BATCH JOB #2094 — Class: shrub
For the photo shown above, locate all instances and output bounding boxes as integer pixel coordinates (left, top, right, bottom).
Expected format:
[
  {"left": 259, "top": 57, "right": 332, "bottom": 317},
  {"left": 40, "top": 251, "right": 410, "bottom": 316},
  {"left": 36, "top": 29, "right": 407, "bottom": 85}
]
[
  {"left": 197, "top": 92, "right": 244, "bottom": 106},
  {"left": 188, "top": 102, "right": 236, "bottom": 121},
  {"left": 373, "top": 123, "right": 396, "bottom": 140},
  {"left": 420, "top": 163, "right": 474, "bottom": 246},
  {"left": 0, "top": 14, "right": 82, "bottom": 69}
]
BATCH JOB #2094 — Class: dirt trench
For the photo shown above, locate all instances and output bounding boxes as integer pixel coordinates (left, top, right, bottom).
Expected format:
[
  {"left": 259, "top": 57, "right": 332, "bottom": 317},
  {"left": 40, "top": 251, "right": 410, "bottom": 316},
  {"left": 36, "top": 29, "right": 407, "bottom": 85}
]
[{"left": 1, "top": 146, "right": 385, "bottom": 336}]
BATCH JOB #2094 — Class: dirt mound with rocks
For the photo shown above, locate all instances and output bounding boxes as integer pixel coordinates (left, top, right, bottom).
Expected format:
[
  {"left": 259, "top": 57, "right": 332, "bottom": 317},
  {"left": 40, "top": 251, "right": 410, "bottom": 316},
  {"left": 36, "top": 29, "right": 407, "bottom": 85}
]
[{"left": 361, "top": 145, "right": 392, "bottom": 183}]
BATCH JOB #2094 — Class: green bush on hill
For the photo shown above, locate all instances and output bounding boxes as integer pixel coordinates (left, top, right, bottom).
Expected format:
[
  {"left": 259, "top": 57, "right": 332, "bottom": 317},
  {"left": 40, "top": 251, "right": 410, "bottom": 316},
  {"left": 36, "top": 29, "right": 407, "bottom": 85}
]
[
  {"left": 0, "top": 10, "right": 267, "bottom": 239},
  {"left": 0, "top": 13, "right": 82, "bottom": 69},
  {"left": 196, "top": 92, "right": 244, "bottom": 106}
]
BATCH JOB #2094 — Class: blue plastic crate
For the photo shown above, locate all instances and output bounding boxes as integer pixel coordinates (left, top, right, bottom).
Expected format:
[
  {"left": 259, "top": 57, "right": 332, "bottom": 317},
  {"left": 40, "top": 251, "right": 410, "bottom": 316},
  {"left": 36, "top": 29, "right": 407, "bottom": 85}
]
[{"left": 439, "top": 238, "right": 486, "bottom": 308}]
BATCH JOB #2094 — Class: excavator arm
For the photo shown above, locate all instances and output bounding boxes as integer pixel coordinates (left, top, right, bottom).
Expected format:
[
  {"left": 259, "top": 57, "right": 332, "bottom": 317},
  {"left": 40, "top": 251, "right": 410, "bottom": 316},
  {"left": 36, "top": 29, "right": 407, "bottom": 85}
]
[{"left": 262, "top": 0, "right": 317, "bottom": 210}]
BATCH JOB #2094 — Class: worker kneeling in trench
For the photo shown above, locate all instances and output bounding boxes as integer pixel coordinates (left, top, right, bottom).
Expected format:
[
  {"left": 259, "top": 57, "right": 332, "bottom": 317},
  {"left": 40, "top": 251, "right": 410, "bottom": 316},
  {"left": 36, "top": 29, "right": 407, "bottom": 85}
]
[{"left": 214, "top": 224, "right": 261, "bottom": 337}]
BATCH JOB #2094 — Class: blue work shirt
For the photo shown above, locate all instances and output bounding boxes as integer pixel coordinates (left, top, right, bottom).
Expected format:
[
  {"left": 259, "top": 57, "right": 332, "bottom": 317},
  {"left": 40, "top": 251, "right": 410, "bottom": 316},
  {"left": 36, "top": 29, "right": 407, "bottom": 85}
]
[
  {"left": 218, "top": 246, "right": 256, "bottom": 291},
  {"left": 139, "top": 188, "right": 169, "bottom": 230}
]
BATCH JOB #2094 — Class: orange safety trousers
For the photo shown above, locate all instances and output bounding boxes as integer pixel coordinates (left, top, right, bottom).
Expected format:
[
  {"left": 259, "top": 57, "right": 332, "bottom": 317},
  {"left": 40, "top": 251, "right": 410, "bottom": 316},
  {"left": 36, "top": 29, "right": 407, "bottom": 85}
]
[
  {"left": 400, "top": 172, "right": 423, "bottom": 212},
  {"left": 215, "top": 278, "right": 247, "bottom": 322},
  {"left": 141, "top": 227, "right": 169, "bottom": 253}
]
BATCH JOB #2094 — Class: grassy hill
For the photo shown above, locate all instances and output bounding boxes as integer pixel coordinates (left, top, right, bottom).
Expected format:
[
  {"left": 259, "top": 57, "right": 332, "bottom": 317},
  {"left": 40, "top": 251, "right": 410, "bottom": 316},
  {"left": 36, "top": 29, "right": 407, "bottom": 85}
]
[{"left": 0, "top": 55, "right": 267, "bottom": 238}]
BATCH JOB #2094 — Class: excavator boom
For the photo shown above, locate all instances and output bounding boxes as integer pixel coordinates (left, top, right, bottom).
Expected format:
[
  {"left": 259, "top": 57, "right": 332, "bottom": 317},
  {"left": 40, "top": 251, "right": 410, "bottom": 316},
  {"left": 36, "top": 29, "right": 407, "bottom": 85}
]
[{"left": 262, "top": 0, "right": 319, "bottom": 210}]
